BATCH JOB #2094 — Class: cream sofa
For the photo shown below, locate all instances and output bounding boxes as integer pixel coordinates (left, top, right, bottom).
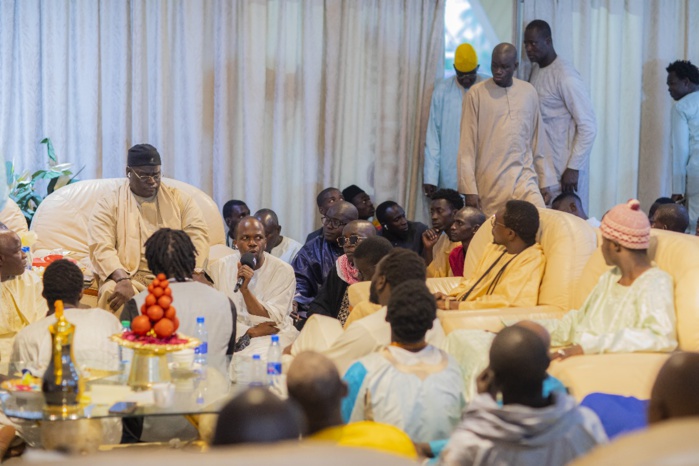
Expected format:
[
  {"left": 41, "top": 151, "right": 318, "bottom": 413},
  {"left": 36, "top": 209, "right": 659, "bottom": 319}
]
[
  {"left": 0, "top": 198, "right": 29, "bottom": 235},
  {"left": 30, "top": 178, "right": 230, "bottom": 261},
  {"left": 548, "top": 228, "right": 699, "bottom": 401},
  {"left": 436, "top": 208, "right": 598, "bottom": 332}
]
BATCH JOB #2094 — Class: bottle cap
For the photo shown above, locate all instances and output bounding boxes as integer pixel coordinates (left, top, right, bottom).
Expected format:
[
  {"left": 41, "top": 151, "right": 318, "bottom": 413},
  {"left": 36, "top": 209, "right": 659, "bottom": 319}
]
[
  {"left": 21, "top": 246, "right": 30, "bottom": 252},
  {"left": 252, "top": 354, "right": 261, "bottom": 360},
  {"left": 197, "top": 317, "right": 205, "bottom": 324},
  {"left": 271, "top": 335, "right": 279, "bottom": 342},
  {"left": 121, "top": 320, "right": 131, "bottom": 329}
]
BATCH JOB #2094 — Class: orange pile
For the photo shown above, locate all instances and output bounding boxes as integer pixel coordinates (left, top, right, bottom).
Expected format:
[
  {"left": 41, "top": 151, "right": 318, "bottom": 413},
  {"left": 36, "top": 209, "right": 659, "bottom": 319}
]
[{"left": 132, "top": 273, "right": 180, "bottom": 338}]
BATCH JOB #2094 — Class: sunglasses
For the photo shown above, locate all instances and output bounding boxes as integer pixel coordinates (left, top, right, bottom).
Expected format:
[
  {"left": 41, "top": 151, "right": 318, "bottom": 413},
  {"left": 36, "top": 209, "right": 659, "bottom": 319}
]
[{"left": 337, "top": 235, "right": 366, "bottom": 247}]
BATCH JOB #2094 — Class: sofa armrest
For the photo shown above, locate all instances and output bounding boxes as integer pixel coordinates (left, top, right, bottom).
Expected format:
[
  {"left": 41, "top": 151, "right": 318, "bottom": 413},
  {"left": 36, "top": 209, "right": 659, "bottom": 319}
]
[
  {"left": 438, "top": 305, "right": 566, "bottom": 334},
  {"left": 549, "top": 353, "right": 671, "bottom": 401}
]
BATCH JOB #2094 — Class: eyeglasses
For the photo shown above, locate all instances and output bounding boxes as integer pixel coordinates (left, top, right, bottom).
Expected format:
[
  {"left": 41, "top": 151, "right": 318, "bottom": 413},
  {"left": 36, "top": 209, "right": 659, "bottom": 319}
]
[
  {"left": 321, "top": 216, "right": 348, "bottom": 229},
  {"left": 490, "top": 217, "right": 507, "bottom": 228},
  {"left": 130, "top": 170, "right": 161, "bottom": 182},
  {"left": 337, "top": 235, "right": 367, "bottom": 247}
]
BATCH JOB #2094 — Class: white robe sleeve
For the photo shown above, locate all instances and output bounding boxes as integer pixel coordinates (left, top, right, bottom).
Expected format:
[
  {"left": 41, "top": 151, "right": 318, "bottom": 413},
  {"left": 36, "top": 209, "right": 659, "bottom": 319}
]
[
  {"left": 531, "top": 104, "right": 559, "bottom": 189},
  {"left": 672, "top": 103, "right": 691, "bottom": 194},
  {"left": 559, "top": 75, "right": 597, "bottom": 170},
  {"left": 424, "top": 84, "right": 443, "bottom": 186},
  {"left": 457, "top": 88, "right": 479, "bottom": 195}
]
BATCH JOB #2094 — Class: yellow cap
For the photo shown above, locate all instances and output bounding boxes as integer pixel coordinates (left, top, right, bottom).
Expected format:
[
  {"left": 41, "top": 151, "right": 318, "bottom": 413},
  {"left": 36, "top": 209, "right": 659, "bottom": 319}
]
[{"left": 454, "top": 43, "right": 478, "bottom": 73}]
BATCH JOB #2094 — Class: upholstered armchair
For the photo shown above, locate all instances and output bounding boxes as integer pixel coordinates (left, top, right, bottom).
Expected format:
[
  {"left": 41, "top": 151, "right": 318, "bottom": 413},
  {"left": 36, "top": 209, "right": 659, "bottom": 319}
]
[{"left": 0, "top": 198, "right": 29, "bottom": 235}]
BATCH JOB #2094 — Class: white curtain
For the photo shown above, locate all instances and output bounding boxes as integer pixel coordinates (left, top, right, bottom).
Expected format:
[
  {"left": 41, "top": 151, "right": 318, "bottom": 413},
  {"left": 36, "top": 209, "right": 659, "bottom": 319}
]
[
  {"left": 522, "top": 0, "right": 699, "bottom": 218},
  {"left": 0, "top": 0, "right": 444, "bottom": 241}
]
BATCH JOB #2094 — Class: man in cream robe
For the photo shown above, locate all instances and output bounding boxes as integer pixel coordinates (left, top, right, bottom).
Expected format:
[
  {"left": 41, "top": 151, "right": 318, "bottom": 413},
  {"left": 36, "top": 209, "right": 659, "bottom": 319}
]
[
  {"left": 0, "top": 230, "right": 46, "bottom": 360},
  {"left": 424, "top": 189, "right": 463, "bottom": 278},
  {"left": 208, "top": 217, "right": 298, "bottom": 383},
  {"left": 525, "top": 21, "right": 597, "bottom": 210},
  {"left": 88, "top": 144, "right": 209, "bottom": 314},
  {"left": 458, "top": 43, "right": 557, "bottom": 216}
]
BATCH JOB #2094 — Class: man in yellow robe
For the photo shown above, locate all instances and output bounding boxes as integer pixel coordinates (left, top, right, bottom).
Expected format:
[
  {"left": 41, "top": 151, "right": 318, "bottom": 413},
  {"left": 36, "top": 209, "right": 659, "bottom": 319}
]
[
  {"left": 457, "top": 43, "right": 557, "bottom": 216},
  {"left": 436, "top": 200, "right": 545, "bottom": 311},
  {"left": 0, "top": 230, "right": 46, "bottom": 360},
  {"left": 88, "top": 144, "right": 209, "bottom": 314}
]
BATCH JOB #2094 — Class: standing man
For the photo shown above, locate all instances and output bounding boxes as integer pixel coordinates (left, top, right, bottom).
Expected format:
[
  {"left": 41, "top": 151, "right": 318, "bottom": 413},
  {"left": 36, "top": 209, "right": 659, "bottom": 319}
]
[
  {"left": 424, "top": 43, "right": 487, "bottom": 195},
  {"left": 88, "top": 144, "right": 209, "bottom": 314},
  {"left": 667, "top": 60, "right": 699, "bottom": 229},
  {"left": 525, "top": 20, "right": 597, "bottom": 209},
  {"left": 457, "top": 43, "right": 557, "bottom": 216}
]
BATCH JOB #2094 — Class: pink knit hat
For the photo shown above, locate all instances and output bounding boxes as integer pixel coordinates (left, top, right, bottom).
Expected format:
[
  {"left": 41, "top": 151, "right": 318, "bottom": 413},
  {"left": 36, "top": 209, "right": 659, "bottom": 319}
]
[{"left": 600, "top": 199, "right": 651, "bottom": 249}]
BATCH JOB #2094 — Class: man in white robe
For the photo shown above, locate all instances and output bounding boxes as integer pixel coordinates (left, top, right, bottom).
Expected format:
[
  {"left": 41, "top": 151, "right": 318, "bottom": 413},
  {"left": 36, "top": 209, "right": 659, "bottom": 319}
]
[
  {"left": 0, "top": 230, "right": 46, "bottom": 360},
  {"left": 88, "top": 144, "right": 209, "bottom": 314},
  {"left": 525, "top": 20, "right": 597, "bottom": 210},
  {"left": 667, "top": 60, "right": 699, "bottom": 229},
  {"left": 458, "top": 43, "right": 557, "bottom": 216},
  {"left": 423, "top": 43, "right": 488, "bottom": 195},
  {"left": 208, "top": 217, "right": 298, "bottom": 383},
  {"left": 255, "top": 209, "right": 302, "bottom": 264}
]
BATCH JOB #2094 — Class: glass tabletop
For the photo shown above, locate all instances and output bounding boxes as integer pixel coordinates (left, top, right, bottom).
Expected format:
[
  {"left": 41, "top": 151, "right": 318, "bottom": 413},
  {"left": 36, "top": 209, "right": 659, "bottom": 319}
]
[{"left": 0, "top": 361, "right": 235, "bottom": 421}]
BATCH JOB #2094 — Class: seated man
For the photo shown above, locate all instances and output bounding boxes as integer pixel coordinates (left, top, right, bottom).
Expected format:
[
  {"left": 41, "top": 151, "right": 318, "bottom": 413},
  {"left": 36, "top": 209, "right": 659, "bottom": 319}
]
[
  {"left": 648, "top": 196, "right": 674, "bottom": 222},
  {"left": 423, "top": 189, "right": 463, "bottom": 277},
  {"left": 447, "top": 207, "right": 485, "bottom": 277},
  {"left": 254, "top": 208, "right": 302, "bottom": 264},
  {"left": 649, "top": 352, "right": 699, "bottom": 424},
  {"left": 308, "top": 221, "right": 380, "bottom": 325},
  {"left": 212, "top": 387, "right": 305, "bottom": 446},
  {"left": 292, "top": 201, "right": 358, "bottom": 325},
  {"left": 0, "top": 230, "right": 46, "bottom": 360},
  {"left": 342, "top": 280, "right": 464, "bottom": 443},
  {"left": 287, "top": 351, "right": 417, "bottom": 459},
  {"left": 208, "top": 217, "right": 298, "bottom": 382},
  {"left": 123, "top": 228, "right": 237, "bottom": 376},
  {"left": 376, "top": 201, "right": 428, "bottom": 254},
  {"left": 88, "top": 144, "right": 209, "bottom": 314},
  {"left": 546, "top": 199, "right": 677, "bottom": 359},
  {"left": 439, "top": 326, "right": 606, "bottom": 465},
  {"left": 551, "top": 192, "right": 600, "bottom": 227},
  {"left": 12, "top": 259, "right": 121, "bottom": 369},
  {"left": 436, "top": 200, "right": 545, "bottom": 310},
  {"left": 223, "top": 199, "right": 250, "bottom": 248},
  {"left": 306, "top": 187, "right": 344, "bottom": 243},
  {"left": 342, "top": 185, "right": 376, "bottom": 222},
  {"left": 651, "top": 203, "right": 690, "bottom": 233},
  {"left": 289, "top": 249, "right": 445, "bottom": 376}
]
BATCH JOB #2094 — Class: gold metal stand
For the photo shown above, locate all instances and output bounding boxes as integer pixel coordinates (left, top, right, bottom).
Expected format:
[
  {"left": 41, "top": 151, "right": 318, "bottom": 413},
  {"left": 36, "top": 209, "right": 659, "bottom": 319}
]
[{"left": 128, "top": 349, "right": 171, "bottom": 390}]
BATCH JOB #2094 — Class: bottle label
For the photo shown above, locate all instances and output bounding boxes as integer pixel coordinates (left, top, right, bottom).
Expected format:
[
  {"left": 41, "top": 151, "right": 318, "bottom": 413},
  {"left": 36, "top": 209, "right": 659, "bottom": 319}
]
[
  {"left": 195, "top": 342, "right": 208, "bottom": 355},
  {"left": 267, "top": 362, "right": 282, "bottom": 376}
]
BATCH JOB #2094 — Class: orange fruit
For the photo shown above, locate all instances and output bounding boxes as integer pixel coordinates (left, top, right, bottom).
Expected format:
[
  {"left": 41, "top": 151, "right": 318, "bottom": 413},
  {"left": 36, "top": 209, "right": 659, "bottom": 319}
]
[
  {"left": 156, "top": 273, "right": 167, "bottom": 281},
  {"left": 164, "top": 287, "right": 172, "bottom": 297},
  {"left": 145, "top": 294, "right": 156, "bottom": 306},
  {"left": 148, "top": 284, "right": 154, "bottom": 293},
  {"left": 146, "top": 305, "right": 164, "bottom": 321},
  {"left": 154, "top": 318, "right": 175, "bottom": 338},
  {"left": 132, "top": 315, "right": 151, "bottom": 335},
  {"left": 157, "top": 295, "right": 172, "bottom": 310},
  {"left": 140, "top": 303, "right": 148, "bottom": 315},
  {"left": 164, "top": 305, "right": 176, "bottom": 319},
  {"left": 160, "top": 279, "right": 169, "bottom": 288},
  {"left": 152, "top": 287, "right": 164, "bottom": 298},
  {"left": 172, "top": 316, "right": 180, "bottom": 332},
  {"left": 152, "top": 278, "right": 161, "bottom": 288}
]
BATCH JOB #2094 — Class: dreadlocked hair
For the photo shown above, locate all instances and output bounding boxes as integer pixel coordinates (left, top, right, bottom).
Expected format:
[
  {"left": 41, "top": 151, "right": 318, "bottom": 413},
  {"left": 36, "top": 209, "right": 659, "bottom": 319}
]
[
  {"left": 386, "top": 280, "right": 436, "bottom": 344},
  {"left": 42, "top": 259, "right": 84, "bottom": 306},
  {"left": 381, "top": 248, "right": 426, "bottom": 287},
  {"left": 145, "top": 228, "right": 197, "bottom": 282}
]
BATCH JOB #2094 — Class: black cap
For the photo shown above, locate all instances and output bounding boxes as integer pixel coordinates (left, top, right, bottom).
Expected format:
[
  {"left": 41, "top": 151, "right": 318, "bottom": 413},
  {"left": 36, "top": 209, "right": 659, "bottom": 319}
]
[{"left": 127, "top": 144, "right": 161, "bottom": 167}]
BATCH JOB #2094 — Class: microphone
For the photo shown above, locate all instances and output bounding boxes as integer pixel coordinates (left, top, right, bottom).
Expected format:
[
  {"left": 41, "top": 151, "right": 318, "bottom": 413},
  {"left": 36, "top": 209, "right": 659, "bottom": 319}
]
[{"left": 234, "top": 252, "right": 257, "bottom": 292}]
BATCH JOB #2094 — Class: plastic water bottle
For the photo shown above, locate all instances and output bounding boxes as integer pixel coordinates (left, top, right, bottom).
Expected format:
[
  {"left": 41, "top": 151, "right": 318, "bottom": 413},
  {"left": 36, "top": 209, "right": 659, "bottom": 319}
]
[
  {"left": 119, "top": 321, "right": 133, "bottom": 375},
  {"left": 267, "top": 335, "right": 282, "bottom": 386},
  {"left": 21, "top": 247, "right": 32, "bottom": 270},
  {"left": 249, "top": 354, "right": 265, "bottom": 387},
  {"left": 194, "top": 317, "right": 208, "bottom": 367}
]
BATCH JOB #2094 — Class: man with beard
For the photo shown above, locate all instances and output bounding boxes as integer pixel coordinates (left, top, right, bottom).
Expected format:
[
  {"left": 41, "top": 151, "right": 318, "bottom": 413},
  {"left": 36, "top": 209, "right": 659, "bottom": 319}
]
[
  {"left": 292, "top": 201, "right": 358, "bottom": 326},
  {"left": 423, "top": 189, "right": 464, "bottom": 277},
  {"left": 376, "top": 201, "right": 428, "bottom": 254}
]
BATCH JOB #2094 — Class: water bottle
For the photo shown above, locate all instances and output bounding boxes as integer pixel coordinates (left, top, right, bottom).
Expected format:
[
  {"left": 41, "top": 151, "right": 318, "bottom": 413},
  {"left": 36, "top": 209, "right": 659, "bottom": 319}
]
[
  {"left": 194, "top": 317, "right": 208, "bottom": 367},
  {"left": 21, "top": 247, "right": 32, "bottom": 270},
  {"left": 119, "top": 320, "right": 133, "bottom": 375},
  {"left": 267, "top": 335, "right": 282, "bottom": 386},
  {"left": 249, "top": 354, "right": 265, "bottom": 387}
]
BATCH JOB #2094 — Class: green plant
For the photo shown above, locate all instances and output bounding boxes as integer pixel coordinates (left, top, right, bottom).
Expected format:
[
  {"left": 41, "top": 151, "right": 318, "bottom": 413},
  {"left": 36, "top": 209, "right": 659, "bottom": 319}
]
[{"left": 6, "top": 138, "right": 83, "bottom": 225}]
